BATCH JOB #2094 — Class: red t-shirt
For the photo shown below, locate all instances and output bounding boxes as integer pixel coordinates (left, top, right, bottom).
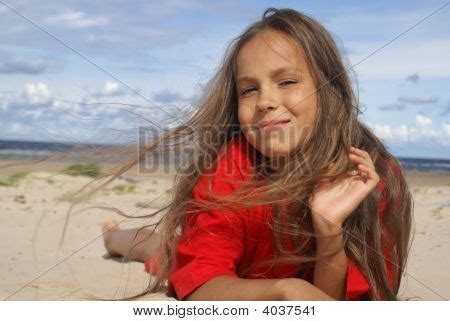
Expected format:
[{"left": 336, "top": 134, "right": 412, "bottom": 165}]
[{"left": 145, "top": 135, "right": 394, "bottom": 300}]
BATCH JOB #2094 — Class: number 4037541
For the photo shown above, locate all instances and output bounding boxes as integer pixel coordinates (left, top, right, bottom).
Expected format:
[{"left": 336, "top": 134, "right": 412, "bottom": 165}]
[{"left": 262, "top": 305, "right": 315, "bottom": 316}]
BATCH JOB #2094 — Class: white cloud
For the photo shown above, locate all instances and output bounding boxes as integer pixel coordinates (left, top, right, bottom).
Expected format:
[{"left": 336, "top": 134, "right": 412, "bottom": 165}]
[
  {"left": 0, "top": 82, "right": 54, "bottom": 113},
  {"left": 51, "top": 99, "right": 81, "bottom": 113},
  {"left": 367, "top": 122, "right": 412, "bottom": 142},
  {"left": 415, "top": 114, "right": 432, "bottom": 127},
  {"left": 443, "top": 123, "right": 450, "bottom": 136},
  {"left": 0, "top": 92, "right": 13, "bottom": 111},
  {"left": 396, "top": 124, "right": 409, "bottom": 142},
  {"left": 9, "top": 122, "right": 28, "bottom": 134},
  {"left": 46, "top": 128, "right": 58, "bottom": 135},
  {"left": 369, "top": 123, "right": 393, "bottom": 140},
  {"left": 103, "top": 81, "right": 120, "bottom": 95},
  {"left": 90, "top": 81, "right": 126, "bottom": 98},
  {"left": 366, "top": 115, "right": 449, "bottom": 146},
  {"left": 24, "top": 82, "right": 51, "bottom": 106},
  {"left": 46, "top": 10, "right": 108, "bottom": 28}
]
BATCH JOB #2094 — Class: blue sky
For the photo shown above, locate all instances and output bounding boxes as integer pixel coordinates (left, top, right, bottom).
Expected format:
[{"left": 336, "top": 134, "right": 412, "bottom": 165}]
[{"left": 0, "top": 0, "right": 449, "bottom": 158}]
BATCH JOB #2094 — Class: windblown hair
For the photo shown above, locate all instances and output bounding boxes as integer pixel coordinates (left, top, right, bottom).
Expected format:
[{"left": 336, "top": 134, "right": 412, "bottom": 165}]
[{"left": 79, "top": 8, "right": 412, "bottom": 300}]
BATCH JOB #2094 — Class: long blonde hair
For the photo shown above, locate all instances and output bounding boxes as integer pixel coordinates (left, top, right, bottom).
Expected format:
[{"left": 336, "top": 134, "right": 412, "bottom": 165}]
[{"left": 80, "top": 8, "right": 412, "bottom": 300}]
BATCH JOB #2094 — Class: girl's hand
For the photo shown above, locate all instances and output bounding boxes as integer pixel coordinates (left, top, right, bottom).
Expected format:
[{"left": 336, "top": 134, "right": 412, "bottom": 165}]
[{"left": 308, "top": 147, "right": 380, "bottom": 234}]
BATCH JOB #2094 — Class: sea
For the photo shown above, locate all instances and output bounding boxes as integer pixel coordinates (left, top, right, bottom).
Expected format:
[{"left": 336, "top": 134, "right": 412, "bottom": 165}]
[{"left": 1, "top": 139, "right": 450, "bottom": 173}]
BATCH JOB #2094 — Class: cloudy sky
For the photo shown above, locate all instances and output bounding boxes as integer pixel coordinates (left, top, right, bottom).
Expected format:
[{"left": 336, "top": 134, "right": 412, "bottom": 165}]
[{"left": 0, "top": 0, "right": 449, "bottom": 158}]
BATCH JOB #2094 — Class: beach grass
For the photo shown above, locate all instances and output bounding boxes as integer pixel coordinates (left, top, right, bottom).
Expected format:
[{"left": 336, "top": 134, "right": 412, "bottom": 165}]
[
  {"left": 112, "top": 184, "right": 136, "bottom": 193},
  {"left": 63, "top": 163, "right": 101, "bottom": 178},
  {"left": 0, "top": 172, "right": 29, "bottom": 187},
  {"left": 56, "top": 191, "right": 77, "bottom": 203}
]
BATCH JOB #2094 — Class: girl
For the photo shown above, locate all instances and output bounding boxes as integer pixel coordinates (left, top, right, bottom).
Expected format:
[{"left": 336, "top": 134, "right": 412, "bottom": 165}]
[{"left": 101, "top": 8, "right": 412, "bottom": 301}]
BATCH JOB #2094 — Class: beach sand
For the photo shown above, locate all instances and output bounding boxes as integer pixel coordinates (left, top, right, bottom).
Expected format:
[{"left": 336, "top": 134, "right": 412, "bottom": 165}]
[{"left": 1, "top": 161, "right": 449, "bottom": 300}]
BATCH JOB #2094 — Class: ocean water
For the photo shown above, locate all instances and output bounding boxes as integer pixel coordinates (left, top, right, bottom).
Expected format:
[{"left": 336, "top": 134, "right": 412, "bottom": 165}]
[
  {"left": 397, "top": 157, "right": 450, "bottom": 173},
  {"left": 0, "top": 140, "right": 72, "bottom": 158},
  {"left": 0, "top": 140, "right": 118, "bottom": 162},
  {"left": 1, "top": 140, "right": 450, "bottom": 173}
]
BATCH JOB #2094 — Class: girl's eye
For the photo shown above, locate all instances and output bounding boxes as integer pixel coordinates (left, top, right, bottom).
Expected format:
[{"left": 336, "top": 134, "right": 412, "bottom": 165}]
[
  {"left": 240, "top": 88, "right": 256, "bottom": 96},
  {"left": 280, "top": 80, "right": 297, "bottom": 86},
  {"left": 239, "top": 80, "right": 297, "bottom": 96}
]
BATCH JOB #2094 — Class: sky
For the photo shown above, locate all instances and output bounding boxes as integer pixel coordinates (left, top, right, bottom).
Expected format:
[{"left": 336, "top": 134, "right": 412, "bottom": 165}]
[{"left": 0, "top": 0, "right": 449, "bottom": 158}]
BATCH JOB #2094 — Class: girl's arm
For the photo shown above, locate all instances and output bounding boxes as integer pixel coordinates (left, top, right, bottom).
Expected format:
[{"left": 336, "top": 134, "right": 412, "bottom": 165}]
[
  {"left": 186, "top": 275, "right": 334, "bottom": 301},
  {"left": 309, "top": 147, "right": 380, "bottom": 300},
  {"left": 312, "top": 225, "right": 347, "bottom": 300}
]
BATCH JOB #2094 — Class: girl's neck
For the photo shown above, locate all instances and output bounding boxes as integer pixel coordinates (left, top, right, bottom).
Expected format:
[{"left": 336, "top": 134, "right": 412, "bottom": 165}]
[{"left": 261, "top": 155, "right": 290, "bottom": 177}]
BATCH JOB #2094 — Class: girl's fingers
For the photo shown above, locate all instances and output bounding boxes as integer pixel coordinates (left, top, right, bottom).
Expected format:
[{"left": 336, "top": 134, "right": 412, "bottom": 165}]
[
  {"left": 347, "top": 147, "right": 379, "bottom": 186},
  {"left": 357, "top": 164, "right": 379, "bottom": 185},
  {"left": 348, "top": 153, "right": 374, "bottom": 170},
  {"left": 350, "top": 146, "right": 369, "bottom": 157},
  {"left": 350, "top": 147, "right": 372, "bottom": 163}
]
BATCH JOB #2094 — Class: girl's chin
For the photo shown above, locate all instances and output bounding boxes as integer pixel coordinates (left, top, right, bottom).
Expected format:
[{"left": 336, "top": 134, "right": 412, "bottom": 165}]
[
  {"left": 243, "top": 132, "right": 301, "bottom": 158},
  {"left": 255, "top": 145, "right": 294, "bottom": 159}
]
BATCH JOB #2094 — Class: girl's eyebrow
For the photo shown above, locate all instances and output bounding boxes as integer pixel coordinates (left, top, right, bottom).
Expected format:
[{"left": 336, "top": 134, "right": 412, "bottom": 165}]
[{"left": 236, "top": 66, "right": 300, "bottom": 84}]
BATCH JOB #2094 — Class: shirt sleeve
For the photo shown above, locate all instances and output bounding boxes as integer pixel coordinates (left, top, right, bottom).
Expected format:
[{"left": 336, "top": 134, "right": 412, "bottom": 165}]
[
  {"left": 168, "top": 152, "right": 247, "bottom": 300},
  {"left": 345, "top": 177, "right": 396, "bottom": 301}
]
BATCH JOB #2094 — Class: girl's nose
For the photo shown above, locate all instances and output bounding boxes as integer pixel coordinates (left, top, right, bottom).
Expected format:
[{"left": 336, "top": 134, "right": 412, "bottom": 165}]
[{"left": 256, "top": 88, "right": 279, "bottom": 112}]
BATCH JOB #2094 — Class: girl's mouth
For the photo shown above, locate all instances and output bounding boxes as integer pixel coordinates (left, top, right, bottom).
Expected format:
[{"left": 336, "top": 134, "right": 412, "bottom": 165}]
[{"left": 258, "top": 119, "right": 291, "bottom": 133}]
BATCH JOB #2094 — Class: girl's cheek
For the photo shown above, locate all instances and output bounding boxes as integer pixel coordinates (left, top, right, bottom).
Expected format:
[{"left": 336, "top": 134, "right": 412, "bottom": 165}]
[
  {"left": 286, "top": 92, "right": 306, "bottom": 110},
  {"left": 237, "top": 104, "right": 255, "bottom": 125},
  {"left": 290, "top": 94, "right": 317, "bottom": 121}
]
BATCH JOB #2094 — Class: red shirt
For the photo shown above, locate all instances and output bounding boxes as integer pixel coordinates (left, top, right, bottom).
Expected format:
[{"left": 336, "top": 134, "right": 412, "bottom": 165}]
[{"left": 146, "top": 135, "right": 393, "bottom": 300}]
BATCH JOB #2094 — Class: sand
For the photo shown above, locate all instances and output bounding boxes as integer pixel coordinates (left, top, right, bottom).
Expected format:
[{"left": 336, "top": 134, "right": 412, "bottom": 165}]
[{"left": 1, "top": 162, "right": 449, "bottom": 300}]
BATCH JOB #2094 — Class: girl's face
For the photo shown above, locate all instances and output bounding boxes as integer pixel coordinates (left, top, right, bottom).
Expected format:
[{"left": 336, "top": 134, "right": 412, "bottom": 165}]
[{"left": 236, "top": 30, "right": 318, "bottom": 158}]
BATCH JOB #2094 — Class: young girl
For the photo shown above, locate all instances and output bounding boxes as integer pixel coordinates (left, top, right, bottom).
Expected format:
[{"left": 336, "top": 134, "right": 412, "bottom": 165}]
[{"left": 101, "top": 8, "right": 412, "bottom": 301}]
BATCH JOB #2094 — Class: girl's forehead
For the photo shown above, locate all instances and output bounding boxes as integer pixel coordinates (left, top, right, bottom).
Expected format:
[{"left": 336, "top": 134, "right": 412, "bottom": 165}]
[{"left": 236, "top": 31, "right": 305, "bottom": 75}]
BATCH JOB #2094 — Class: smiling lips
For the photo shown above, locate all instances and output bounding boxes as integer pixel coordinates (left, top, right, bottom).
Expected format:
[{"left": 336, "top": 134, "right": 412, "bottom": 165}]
[{"left": 258, "top": 119, "right": 291, "bottom": 133}]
